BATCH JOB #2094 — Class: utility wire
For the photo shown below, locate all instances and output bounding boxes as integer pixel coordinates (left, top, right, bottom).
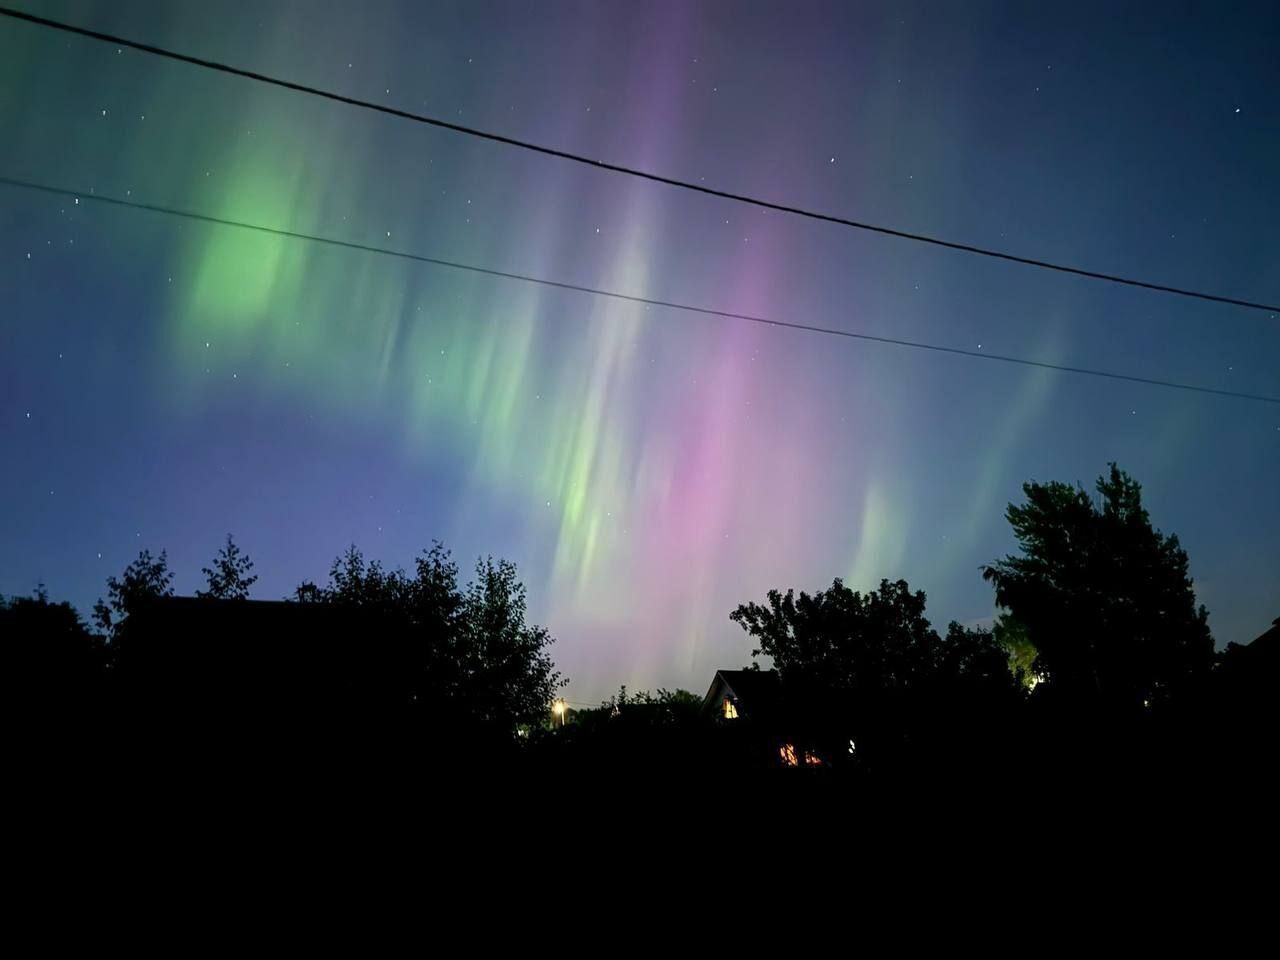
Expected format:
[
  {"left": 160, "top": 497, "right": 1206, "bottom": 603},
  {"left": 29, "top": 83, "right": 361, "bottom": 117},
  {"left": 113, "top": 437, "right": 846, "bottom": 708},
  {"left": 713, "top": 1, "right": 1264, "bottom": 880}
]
[
  {"left": 5, "top": 174, "right": 1276, "bottom": 405},
  {"left": 2, "top": 5, "right": 1277, "bottom": 316}
]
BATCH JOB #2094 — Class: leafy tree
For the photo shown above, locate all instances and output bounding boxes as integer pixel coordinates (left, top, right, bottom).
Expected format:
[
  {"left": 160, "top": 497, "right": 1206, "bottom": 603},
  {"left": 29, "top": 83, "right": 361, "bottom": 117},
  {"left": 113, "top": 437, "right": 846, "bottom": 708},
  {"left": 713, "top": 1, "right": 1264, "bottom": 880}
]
[
  {"left": 591, "top": 686, "right": 704, "bottom": 724},
  {"left": 92, "top": 549, "right": 174, "bottom": 639},
  {"left": 455, "top": 556, "right": 563, "bottom": 730},
  {"left": 292, "top": 544, "right": 563, "bottom": 737},
  {"left": 198, "top": 534, "right": 258, "bottom": 600},
  {"left": 731, "top": 578, "right": 939, "bottom": 700},
  {"left": 291, "top": 580, "right": 326, "bottom": 604},
  {"left": 983, "top": 464, "right": 1213, "bottom": 712},
  {"left": 939, "top": 621, "right": 1025, "bottom": 696},
  {"left": 993, "top": 615, "right": 1040, "bottom": 689},
  {"left": 320, "top": 545, "right": 408, "bottom": 609},
  {"left": 731, "top": 578, "right": 1022, "bottom": 764}
]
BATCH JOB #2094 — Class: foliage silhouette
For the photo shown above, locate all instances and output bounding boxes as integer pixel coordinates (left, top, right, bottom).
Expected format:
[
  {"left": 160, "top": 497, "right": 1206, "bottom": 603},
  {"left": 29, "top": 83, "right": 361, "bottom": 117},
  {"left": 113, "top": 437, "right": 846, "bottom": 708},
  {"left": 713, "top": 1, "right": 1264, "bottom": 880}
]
[
  {"left": 291, "top": 543, "right": 563, "bottom": 738},
  {"left": 983, "top": 463, "right": 1214, "bottom": 714},
  {"left": 92, "top": 549, "right": 174, "bottom": 640},
  {"left": 198, "top": 534, "right": 257, "bottom": 600},
  {"left": 730, "top": 578, "right": 1023, "bottom": 770}
]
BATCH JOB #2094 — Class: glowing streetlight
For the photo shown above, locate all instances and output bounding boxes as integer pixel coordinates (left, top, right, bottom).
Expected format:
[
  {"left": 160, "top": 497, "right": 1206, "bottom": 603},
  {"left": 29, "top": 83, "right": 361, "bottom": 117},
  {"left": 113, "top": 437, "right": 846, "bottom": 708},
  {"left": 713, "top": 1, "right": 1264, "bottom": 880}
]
[{"left": 551, "top": 698, "right": 567, "bottom": 728}]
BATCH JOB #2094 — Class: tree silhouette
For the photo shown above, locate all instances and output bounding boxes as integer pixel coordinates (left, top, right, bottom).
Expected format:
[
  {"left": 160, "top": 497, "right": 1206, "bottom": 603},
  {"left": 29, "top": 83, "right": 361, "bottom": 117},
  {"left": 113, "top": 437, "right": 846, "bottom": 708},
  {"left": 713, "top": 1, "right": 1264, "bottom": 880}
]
[
  {"left": 197, "top": 535, "right": 258, "bottom": 600},
  {"left": 938, "top": 621, "right": 1025, "bottom": 696},
  {"left": 92, "top": 549, "right": 174, "bottom": 639},
  {"left": 731, "top": 578, "right": 939, "bottom": 698},
  {"left": 993, "top": 615, "right": 1040, "bottom": 689},
  {"left": 292, "top": 543, "right": 563, "bottom": 738},
  {"left": 730, "top": 578, "right": 1022, "bottom": 765},
  {"left": 983, "top": 464, "right": 1213, "bottom": 713},
  {"left": 455, "top": 556, "right": 563, "bottom": 730}
]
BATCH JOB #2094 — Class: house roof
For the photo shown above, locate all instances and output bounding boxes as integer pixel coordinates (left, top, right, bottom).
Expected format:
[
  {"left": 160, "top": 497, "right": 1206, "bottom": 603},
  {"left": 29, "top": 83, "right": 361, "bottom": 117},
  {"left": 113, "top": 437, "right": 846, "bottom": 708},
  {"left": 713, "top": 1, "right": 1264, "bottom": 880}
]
[
  {"left": 116, "top": 595, "right": 398, "bottom": 709},
  {"left": 703, "top": 668, "right": 781, "bottom": 720},
  {"left": 1216, "top": 616, "right": 1280, "bottom": 688}
]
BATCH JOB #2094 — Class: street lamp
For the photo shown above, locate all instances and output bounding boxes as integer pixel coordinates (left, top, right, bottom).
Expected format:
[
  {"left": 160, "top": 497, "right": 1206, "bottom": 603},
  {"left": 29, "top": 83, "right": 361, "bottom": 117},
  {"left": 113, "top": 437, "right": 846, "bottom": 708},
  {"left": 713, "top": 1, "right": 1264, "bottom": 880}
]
[{"left": 551, "top": 698, "right": 567, "bottom": 728}]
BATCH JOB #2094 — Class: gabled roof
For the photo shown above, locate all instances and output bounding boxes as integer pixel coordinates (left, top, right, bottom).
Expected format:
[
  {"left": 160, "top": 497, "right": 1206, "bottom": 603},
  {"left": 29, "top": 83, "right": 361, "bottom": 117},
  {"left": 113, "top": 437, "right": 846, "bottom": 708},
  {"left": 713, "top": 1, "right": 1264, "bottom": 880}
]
[
  {"left": 1217, "top": 617, "right": 1280, "bottom": 684},
  {"left": 703, "top": 668, "right": 781, "bottom": 720},
  {"left": 1257, "top": 618, "right": 1279, "bottom": 647}
]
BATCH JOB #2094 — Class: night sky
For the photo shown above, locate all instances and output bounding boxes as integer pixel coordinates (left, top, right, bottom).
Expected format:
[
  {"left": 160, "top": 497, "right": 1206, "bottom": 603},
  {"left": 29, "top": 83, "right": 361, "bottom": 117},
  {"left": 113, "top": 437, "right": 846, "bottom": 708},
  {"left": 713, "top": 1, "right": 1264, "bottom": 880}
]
[{"left": 2, "top": 0, "right": 1277, "bottom": 703}]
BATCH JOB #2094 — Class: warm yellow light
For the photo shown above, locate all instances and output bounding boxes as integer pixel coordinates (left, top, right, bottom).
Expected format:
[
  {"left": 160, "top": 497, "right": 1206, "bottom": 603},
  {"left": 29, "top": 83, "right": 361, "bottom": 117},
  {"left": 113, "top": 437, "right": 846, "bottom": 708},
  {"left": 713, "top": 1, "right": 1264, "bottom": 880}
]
[
  {"left": 551, "top": 699, "right": 566, "bottom": 716},
  {"left": 779, "top": 743, "right": 822, "bottom": 767},
  {"left": 723, "top": 697, "right": 739, "bottom": 720}
]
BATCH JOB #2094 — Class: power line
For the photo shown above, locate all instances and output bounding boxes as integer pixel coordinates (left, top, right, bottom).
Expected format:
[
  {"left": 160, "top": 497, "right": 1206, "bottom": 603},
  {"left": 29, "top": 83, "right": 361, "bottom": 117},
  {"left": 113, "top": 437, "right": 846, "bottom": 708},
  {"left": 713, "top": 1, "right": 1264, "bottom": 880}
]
[
  {"left": 5, "top": 174, "right": 1277, "bottom": 406},
  {"left": 2, "top": 6, "right": 1277, "bottom": 317}
]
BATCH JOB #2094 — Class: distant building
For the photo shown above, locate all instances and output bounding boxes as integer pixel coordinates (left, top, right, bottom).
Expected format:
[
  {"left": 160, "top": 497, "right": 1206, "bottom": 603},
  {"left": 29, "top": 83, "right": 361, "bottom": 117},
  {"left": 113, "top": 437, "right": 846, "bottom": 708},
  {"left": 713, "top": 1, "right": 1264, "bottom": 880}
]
[
  {"left": 702, "top": 668, "right": 781, "bottom": 722},
  {"left": 702, "top": 668, "right": 821, "bottom": 767},
  {"left": 1216, "top": 617, "right": 1279, "bottom": 689},
  {"left": 114, "top": 595, "right": 411, "bottom": 741}
]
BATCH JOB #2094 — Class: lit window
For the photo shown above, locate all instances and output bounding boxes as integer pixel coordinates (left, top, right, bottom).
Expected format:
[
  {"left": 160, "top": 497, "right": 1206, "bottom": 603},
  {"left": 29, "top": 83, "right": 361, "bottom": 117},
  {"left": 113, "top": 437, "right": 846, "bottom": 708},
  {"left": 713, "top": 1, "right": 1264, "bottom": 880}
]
[
  {"left": 723, "top": 697, "right": 738, "bottom": 719},
  {"left": 780, "top": 743, "right": 822, "bottom": 767}
]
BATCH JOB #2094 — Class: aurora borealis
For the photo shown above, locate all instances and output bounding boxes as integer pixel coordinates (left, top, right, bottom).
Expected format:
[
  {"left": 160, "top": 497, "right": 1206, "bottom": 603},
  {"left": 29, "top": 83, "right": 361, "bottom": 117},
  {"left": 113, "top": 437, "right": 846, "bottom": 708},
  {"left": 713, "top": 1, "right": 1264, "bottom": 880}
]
[{"left": 2, "top": 0, "right": 1278, "bottom": 703}]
